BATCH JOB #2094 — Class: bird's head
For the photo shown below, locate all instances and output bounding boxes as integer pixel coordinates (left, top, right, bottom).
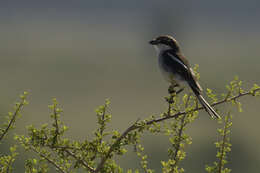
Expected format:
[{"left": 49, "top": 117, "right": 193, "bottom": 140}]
[{"left": 149, "top": 35, "right": 180, "bottom": 53}]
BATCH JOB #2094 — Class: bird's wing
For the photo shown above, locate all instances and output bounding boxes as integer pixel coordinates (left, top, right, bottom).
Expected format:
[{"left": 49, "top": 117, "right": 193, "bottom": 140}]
[{"left": 163, "top": 50, "right": 202, "bottom": 93}]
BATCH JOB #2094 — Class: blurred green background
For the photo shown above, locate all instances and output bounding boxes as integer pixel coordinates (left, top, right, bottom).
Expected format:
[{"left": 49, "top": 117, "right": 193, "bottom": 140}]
[{"left": 1, "top": 0, "right": 260, "bottom": 172}]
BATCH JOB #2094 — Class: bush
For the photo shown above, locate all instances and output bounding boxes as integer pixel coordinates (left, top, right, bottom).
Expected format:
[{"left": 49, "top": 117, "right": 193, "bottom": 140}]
[{"left": 1, "top": 74, "right": 260, "bottom": 173}]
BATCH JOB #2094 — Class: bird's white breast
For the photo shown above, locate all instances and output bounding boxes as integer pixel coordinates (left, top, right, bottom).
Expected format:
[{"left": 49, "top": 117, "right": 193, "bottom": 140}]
[{"left": 154, "top": 45, "right": 186, "bottom": 85}]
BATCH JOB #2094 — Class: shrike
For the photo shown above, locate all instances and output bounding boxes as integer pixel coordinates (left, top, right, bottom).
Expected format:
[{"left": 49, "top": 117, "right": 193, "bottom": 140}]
[{"left": 149, "top": 35, "right": 220, "bottom": 119}]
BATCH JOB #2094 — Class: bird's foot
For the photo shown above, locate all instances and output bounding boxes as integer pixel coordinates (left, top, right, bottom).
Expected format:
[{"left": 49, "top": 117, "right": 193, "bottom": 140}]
[
  {"left": 168, "top": 83, "right": 183, "bottom": 95},
  {"left": 168, "top": 84, "right": 178, "bottom": 94}
]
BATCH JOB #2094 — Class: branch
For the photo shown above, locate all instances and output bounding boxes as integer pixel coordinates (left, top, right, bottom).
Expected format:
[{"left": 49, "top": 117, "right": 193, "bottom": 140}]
[
  {"left": 147, "top": 88, "right": 260, "bottom": 125},
  {"left": 95, "top": 123, "right": 137, "bottom": 172},
  {"left": 172, "top": 94, "right": 191, "bottom": 169},
  {"left": 52, "top": 103, "right": 60, "bottom": 146},
  {"left": 0, "top": 102, "right": 24, "bottom": 141},
  {"left": 64, "top": 149, "right": 95, "bottom": 172},
  {"left": 94, "top": 88, "right": 259, "bottom": 172},
  {"left": 45, "top": 144, "right": 95, "bottom": 172},
  {"left": 30, "top": 147, "right": 67, "bottom": 173},
  {"left": 6, "top": 154, "right": 14, "bottom": 173},
  {"left": 218, "top": 114, "right": 231, "bottom": 173},
  {"left": 99, "top": 103, "right": 107, "bottom": 140},
  {"left": 91, "top": 103, "right": 107, "bottom": 161}
]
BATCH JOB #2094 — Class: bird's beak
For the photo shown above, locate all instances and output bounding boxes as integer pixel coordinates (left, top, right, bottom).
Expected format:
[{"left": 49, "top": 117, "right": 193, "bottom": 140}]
[{"left": 149, "top": 39, "right": 157, "bottom": 45}]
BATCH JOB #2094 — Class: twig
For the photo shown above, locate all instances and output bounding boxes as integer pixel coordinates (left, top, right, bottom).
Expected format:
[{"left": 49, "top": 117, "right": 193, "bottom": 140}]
[
  {"left": 172, "top": 115, "right": 186, "bottom": 169},
  {"left": 218, "top": 114, "right": 230, "bottom": 173},
  {"left": 46, "top": 144, "right": 95, "bottom": 172},
  {"left": 95, "top": 123, "right": 137, "bottom": 172},
  {"left": 94, "top": 88, "right": 259, "bottom": 172},
  {"left": 91, "top": 103, "right": 107, "bottom": 161},
  {"left": 99, "top": 102, "right": 107, "bottom": 144},
  {"left": 64, "top": 149, "right": 95, "bottom": 172},
  {"left": 0, "top": 102, "right": 24, "bottom": 141},
  {"left": 6, "top": 154, "right": 13, "bottom": 173},
  {"left": 52, "top": 103, "right": 60, "bottom": 146},
  {"left": 171, "top": 94, "right": 191, "bottom": 171},
  {"left": 148, "top": 88, "right": 260, "bottom": 125},
  {"left": 30, "top": 147, "right": 67, "bottom": 173}
]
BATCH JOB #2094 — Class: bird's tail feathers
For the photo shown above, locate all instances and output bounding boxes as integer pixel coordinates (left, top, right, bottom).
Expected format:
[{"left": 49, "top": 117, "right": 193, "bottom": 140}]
[{"left": 196, "top": 94, "right": 221, "bottom": 119}]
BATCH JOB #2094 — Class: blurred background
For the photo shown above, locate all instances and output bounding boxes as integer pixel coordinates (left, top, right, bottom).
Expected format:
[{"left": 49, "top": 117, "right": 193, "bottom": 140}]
[{"left": 1, "top": 0, "right": 260, "bottom": 172}]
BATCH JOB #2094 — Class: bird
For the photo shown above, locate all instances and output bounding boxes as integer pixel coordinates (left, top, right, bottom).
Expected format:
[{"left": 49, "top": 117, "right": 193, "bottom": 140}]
[{"left": 149, "top": 35, "right": 220, "bottom": 119}]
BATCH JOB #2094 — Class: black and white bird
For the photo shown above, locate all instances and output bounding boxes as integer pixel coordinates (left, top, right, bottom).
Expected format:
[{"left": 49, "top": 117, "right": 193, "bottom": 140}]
[{"left": 149, "top": 35, "right": 220, "bottom": 119}]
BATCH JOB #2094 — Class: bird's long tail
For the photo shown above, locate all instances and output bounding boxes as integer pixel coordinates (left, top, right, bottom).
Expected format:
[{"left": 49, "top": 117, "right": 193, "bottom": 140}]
[
  {"left": 189, "top": 83, "right": 221, "bottom": 119},
  {"left": 196, "top": 94, "right": 221, "bottom": 119}
]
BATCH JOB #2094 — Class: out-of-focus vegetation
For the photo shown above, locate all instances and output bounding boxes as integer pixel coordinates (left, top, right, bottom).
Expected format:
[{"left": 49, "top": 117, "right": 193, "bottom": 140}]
[
  {"left": 0, "top": 74, "right": 260, "bottom": 173},
  {"left": 1, "top": 75, "right": 259, "bottom": 172}
]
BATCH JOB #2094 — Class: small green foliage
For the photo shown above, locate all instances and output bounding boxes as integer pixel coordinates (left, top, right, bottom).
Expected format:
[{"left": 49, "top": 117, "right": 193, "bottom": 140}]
[
  {"left": 206, "top": 113, "right": 232, "bottom": 173},
  {"left": 0, "top": 91, "right": 28, "bottom": 142},
  {"left": 160, "top": 91, "right": 198, "bottom": 173},
  {"left": 207, "top": 88, "right": 218, "bottom": 103},
  {"left": 161, "top": 159, "right": 185, "bottom": 173},
  {"left": 0, "top": 73, "right": 260, "bottom": 172},
  {"left": 16, "top": 99, "right": 78, "bottom": 173},
  {"left": 135, "top": 144, "right": 154, "bottom": 173},
  {"left": 0, "top": 92, "right": 28, "bottom": 172},
  {"left": 224, "top": 76, "right": 243, "bottom": 99},
  {"left": 25, "top": 158, "right": 49, "bottom": 173},
  {"left": 14, "top": 98, "right": 133, "bottom": 173},
  {"left": 0, "top": 145, "right": 18, "bottom": 173},
  {"left": 147, "top": 119, "right": 161, "bottom": 133},
  {"left": 161, "top": 112, "right": 194, "bottom": 173},
  {"left": 223, "top": 76, "right": 245, "bottom": 112},
  {"left": 94, "top": 99, "right": 112, "bottom": 143},
  {"left": 250, "top": 84, "right": 260, "bottom": 96},
  {"left": 192, "top": 64, "right": 200, "bottom": 80}
]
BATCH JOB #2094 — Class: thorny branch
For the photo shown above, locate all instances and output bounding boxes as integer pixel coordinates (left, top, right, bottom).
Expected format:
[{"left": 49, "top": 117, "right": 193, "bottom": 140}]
[
  {"left": 218, "top": 114, "right": 231, "bottom": 173},
  {"left": 94, "top": 88, "right": 260, "bottom": 172},
  {"left": 52, "top": 103, "right": 60, "bottom": 146},
  {"left": 64, "top": 149, "right": 95, "bottom": 172},
  {"left": 0, "top": 101, "right": 25, "bottom": 141},
  {"left": 172, "top": 94, "right": 191, "bottom": 170},
  {"left": 30, "top": 147, "right": 67, "bottom": 173},
  {"left": 91, "top": 103, "right": 107, "bottom": 161},
  {"left": 95, "top": 123, "right": 137, "bottom": 172}
]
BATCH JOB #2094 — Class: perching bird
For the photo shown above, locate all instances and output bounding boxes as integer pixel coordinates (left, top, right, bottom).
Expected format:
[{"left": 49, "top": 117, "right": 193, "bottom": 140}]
[{"left": 149, "top": 35, "right": 220, "bottom": 119}]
